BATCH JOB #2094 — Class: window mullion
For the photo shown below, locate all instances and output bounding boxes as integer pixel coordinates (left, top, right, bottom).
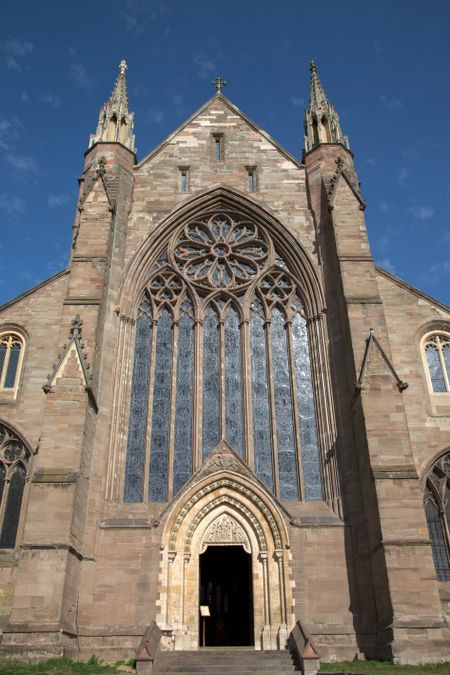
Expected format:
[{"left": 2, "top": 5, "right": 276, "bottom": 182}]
[
  {"left": 143, "top": 319, "right": 158, "bottom": 502},
  {"left": 285, "top": 319, "right": 303, "bottom": 500},
  {"left": 219, "top": 314, "right": 226, "bottom": 441},
  {"left": 265, "top": 317, "right": 280, "bottom": 498},
  {"left": 438, "top": 339, "right": 450, "bottom": 392},
  {"left": 0, "top": 338, "right": 11, "bottom": 388},
  {"left": 241, "top": 316, "right": 253, "bottom": 469},
  {"left": 0, "top": 477, "right": 10, "bottom": 541},
  {"left": 192, "top": 317, "right": 202, "bottom": 472},
  {"left": 167, "top": 320, "right": 179, "bottom": 502}
]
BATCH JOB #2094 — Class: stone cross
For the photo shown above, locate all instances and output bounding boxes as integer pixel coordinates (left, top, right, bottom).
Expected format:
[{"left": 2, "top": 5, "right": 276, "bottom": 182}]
[{"left": 211, "top": 77, "right": 227, "bottom": 93}]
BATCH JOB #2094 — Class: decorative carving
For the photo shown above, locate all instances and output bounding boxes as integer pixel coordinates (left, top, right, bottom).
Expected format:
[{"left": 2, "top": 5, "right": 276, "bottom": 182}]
[
  {"left": 169, "top": 477, "right": 284, "bottom": 551},
  {"left": 327, "top": 156, "right": 366, "bottom": 209},
  {"left": 200, "top": 514, "right": 250, "bottom": 553},
  {"left": 198, "top": 440, "right": 250, "bottom": 478},
  {"left": 355, "top": 329, "right": 408, "bottom": 394},
  {"left": 43, "top": 315, "right": 98, "bottom": 412},
  {"left": 77, "top": 157, "right": 117, "bottom": 213},
  {"left": 173, "top": 212, "right": 269, "bottom": 291}
]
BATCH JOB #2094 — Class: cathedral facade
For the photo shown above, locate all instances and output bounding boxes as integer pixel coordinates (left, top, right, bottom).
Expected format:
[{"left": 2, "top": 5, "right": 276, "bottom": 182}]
[{"left": 0, "top": 62, "right": 449, "bottom": 665}]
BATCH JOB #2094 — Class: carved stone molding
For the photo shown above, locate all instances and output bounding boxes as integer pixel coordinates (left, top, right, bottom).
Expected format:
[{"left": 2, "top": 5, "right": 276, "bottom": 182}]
[{"left": 200, "top": 513, "right": 251, "bottom": 554}]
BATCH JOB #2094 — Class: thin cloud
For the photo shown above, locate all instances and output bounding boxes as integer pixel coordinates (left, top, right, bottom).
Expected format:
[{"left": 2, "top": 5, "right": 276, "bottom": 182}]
[
  {"left": 194, "top": 52, "right": 215, "bottom": 79},
  {"left": 0, "top": 117, "right": 20, "bottom": 150},
  {"left": 6, "top": 153, "right": 38, "bottom": 177},
  {"left": 3, "top": 39, "right": 33, "bottom": 71},
  {"left": 147, "top": 108, "right": 164, "bottom": 124},
  {"left": 21, "top": 91, "right": 29, "bottom": 103},
  {"left": 408, "top": 205, "right": 434, "bottom": 220},
  {"left": 41, "top": 94, "right": 62, "bottom": 108},
  {"left": 366, "top": 157, "right": 376, "bottom": 166},
  {"left": 398, "top": 167, "right": 410, "bottom": 184},
  {"left": 123, "top": 0, "right": 172, "bottom": 34},
  {"left": 48, "top": 193, "right": 71, "bottom": 208},
  {"left": 290, "top": 97, "right": 304, "bottom": 107},
  {"left": 422, "top": 261, "right": 450, "bottom": 285},
  {"left": 376, "top": 228, "right": 393, "bottom": 253},
  {"left": 379, "top": 201, "right": 391, "bottom": 213},
  {"left": 0, "top": 192, "right": 26, "bottom": 217},
  {"left": 70, "top": 63, "right": 93, "bottom": 90},
  {"left": 378, "top": 257, "right": 397, "bottom": 275},
  {"left": 380, "top": 94, "right": 403, "bottom": 109}
]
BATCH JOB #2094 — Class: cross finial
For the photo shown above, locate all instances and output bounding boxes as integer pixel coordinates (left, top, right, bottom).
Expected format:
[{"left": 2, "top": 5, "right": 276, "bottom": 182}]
[
  {"left": 119, "top": 59, "right": 127, "bottom": 75},
  {"left": 211, "top": 76, "right": 227, "bottom": 93}
]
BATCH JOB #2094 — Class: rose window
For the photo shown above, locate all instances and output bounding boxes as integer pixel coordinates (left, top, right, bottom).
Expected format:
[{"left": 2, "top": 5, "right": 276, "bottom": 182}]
[{"left": 173, "top": 213, "right": 268, "bottom": 290}]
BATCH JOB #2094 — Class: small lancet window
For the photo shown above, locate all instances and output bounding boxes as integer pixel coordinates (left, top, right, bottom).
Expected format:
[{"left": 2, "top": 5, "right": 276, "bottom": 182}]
[
  {"left": 423, "top": 333, "right": 450, "bottom": 393},
  {"left": 179, "top": 167, "right": 189, "bottom": 193},
  {"left": 246, "top": 167, "right": 256, "bottom": 193},
  {"left": 0, "top": 332, "right": 25, "bottom": 392},
  {"left": 213, "top": 134, "right": 223, "bottom": 160}
]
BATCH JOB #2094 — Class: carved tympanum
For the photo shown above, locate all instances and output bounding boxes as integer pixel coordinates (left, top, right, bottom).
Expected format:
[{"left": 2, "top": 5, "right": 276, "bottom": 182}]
[{"left": 200, "top": 513, "right": 250, "bottom": 553}]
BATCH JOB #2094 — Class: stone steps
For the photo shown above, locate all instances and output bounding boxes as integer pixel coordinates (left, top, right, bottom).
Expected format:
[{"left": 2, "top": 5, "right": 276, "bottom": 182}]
[{"left": 153, "top": 648, "right": 298, "bottom": 673}]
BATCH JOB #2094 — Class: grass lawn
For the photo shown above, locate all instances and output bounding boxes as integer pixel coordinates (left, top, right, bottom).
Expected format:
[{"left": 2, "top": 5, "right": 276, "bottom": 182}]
[
  {"left": 0, "top": 657, "right": 126, "bottom": 674},
  {"left": 320, "top": 661, "right": 450, "bottom": 674}
]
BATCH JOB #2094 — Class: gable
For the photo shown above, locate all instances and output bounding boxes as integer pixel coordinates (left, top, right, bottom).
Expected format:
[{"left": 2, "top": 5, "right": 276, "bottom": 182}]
[{"left": 137, "top": 93, "right": 302, "bottom": 170}]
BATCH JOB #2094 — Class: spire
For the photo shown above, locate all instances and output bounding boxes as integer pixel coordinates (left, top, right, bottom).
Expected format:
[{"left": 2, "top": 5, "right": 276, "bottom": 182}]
[
  {"left": 304, "top": 61, "right": 349, "bottom": 153},
  {"left": 89, "top": 60, "right": 136, "bottom": 153}
]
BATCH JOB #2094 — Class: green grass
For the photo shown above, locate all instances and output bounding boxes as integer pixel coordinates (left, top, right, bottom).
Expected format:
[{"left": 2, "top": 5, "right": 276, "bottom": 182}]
[
  {"left": 320, "top": 660, "right": 450, "bottom": 674},
  {"left": 0, "top": 656, "right": 124, "bottom": 674}
]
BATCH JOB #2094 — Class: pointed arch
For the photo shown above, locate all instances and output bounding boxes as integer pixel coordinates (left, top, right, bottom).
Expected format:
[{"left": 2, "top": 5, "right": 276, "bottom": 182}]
[
  {"left": 107, "top": 187, "right": 341, "bottom": 516},
  {"left": 0, "top": 420, "right": 32, "bottom": 548},
  {"left": 119, "top": 187, "right": 324, "bottom": 321},
  {"left": 157, "top": 464, "right": 292, "bottom": 650}
]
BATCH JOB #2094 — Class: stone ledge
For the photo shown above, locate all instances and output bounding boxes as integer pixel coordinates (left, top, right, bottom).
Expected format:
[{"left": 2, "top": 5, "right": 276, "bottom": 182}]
[
  {"left": 32, "top": 468, "right": 78, "bottom": 484},
  {"left": 100, "top": 518, "right": 159, "bottom": 529},
  {"left": 372, "top": 465, "right": 418, "bottom": 480}
]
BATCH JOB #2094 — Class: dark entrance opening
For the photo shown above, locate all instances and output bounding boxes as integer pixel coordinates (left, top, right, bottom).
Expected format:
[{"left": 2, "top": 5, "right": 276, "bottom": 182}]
[{"left": 199, "top": 545, "right": 254, "bottom": 647}]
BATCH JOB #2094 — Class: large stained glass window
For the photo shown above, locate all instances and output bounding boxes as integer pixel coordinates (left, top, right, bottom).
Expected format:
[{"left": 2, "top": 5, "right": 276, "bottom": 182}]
[
  {"left": 0, "top": 423, "right": 30, "bottom": 548},
  {"left": 124, "top": 211, "right": 324, "bottom": 503},
  {"left": 424, "top": 453, "right": 450, "bottom": 581}
]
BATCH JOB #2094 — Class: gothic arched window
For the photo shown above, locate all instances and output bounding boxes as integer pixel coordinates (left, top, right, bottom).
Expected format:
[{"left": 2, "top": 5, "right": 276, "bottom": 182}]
[
  {"left": 423, "top": 333, "right": 450, "bottom": 393},
  {"left": 0, "top": 331, "right": 25, "bottom": 394},
  {"left": 0, "top": 423, "right": 30, "bottom": 548},
  {"left": 424, "top": 452, "right": 450, "bottom": 581},
  {"left": 124, "top": 211, "right": 324, "bottom": 503}
]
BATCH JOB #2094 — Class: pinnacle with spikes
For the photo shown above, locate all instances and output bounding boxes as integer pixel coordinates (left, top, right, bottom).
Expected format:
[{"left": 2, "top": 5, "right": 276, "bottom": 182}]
[
  {"left": 110, "top": 59, "right": 129, "bottom": 113},
  {"left": 303, "top": 60, "right": 349, "bottom": 153},
  {"left": 309, "top": 60, "right": 327, "bottom": 111},
  {"left": 89, "top": 59, "right": 136, "bottom": 153}
]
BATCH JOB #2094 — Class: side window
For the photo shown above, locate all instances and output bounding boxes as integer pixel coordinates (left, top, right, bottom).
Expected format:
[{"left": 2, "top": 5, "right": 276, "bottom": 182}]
[
  {"left": 423, "top": 333, "right": 450, "bottom": 393},
  {"left": 423, "top": 452, "right": 450, "bottom": 581},
  {"left": 0, "top": 332, "right": 25, "bottom": 397},
  {"left": 0, "top": 423, "right": 30, "bottom": 548}
]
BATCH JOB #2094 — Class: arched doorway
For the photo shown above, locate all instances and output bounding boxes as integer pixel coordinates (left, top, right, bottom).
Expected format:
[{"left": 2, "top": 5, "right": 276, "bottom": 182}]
[
  {"left": 199, "top": 545, "right": 254, "bottom": 647},
  {"left": 157, "top": 444, "right": 293, "bottom": 651}
]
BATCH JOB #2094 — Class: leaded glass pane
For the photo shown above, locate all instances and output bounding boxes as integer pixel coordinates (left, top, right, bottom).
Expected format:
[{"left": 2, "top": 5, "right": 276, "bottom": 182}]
[
  {"left": 124, "top": 313, "right": 152, "bottom": 502},
  {"left": 173, "top": 307, "right": 194, "bottom": 495},
  {"left": 148, "top": 310, "right": 173, "bottom": 502},
  {"left": 0, "top": 344, "right": 6, "bottom": 380},
  {"left": 202, "top": 307, "right": 220, "bottom": 460},
  {"left": 271, "top": 309, "right": 298, "bottom": 500},
  {"left": 225, "top": 307, "right": 243, "bottom": 457},
  {"left": 4, "top": 342, "right": 21, "bottom": 388},
  {"left": 250, "top": 312, "right": 273, "bottom": 490},
  {"left": 0, "top": 464, "right": 5, "bottom": 508},
  {"left": 426, "top": 344, "right": 446, "bottom": 392},
  {"left": 443, "top": 344, "right": 450, "bottom": 385},
  {"left": 292, "top": 312, "right": 323, "bottom": 500},
  {"left": 0, "top": 464, "right": 25, "bottom": 548},
  {"left": 425, "top": 495, "right": 450, "bottom": 581}
]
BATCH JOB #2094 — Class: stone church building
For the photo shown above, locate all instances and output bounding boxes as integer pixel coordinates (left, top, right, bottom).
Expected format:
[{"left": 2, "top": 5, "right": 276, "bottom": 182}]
[{"left": 0, "top": 61, "right": 449, "bottom": 665}]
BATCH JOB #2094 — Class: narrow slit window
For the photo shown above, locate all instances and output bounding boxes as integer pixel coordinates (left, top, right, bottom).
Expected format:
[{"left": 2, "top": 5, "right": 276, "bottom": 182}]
[
  {"left": 180, "top": 168, "right": 189, "bottom": 193},
  {"left": 247, "top": 167, "right": 256, "bottom": 192},
  {"left": 213, "top": 134, "right": 223, "bottom": 161}
]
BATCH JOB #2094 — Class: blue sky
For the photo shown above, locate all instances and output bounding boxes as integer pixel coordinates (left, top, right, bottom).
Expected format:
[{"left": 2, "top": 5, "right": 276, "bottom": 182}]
[{"left": 1, "top": 0, "right": 449, "bottom": 306}]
